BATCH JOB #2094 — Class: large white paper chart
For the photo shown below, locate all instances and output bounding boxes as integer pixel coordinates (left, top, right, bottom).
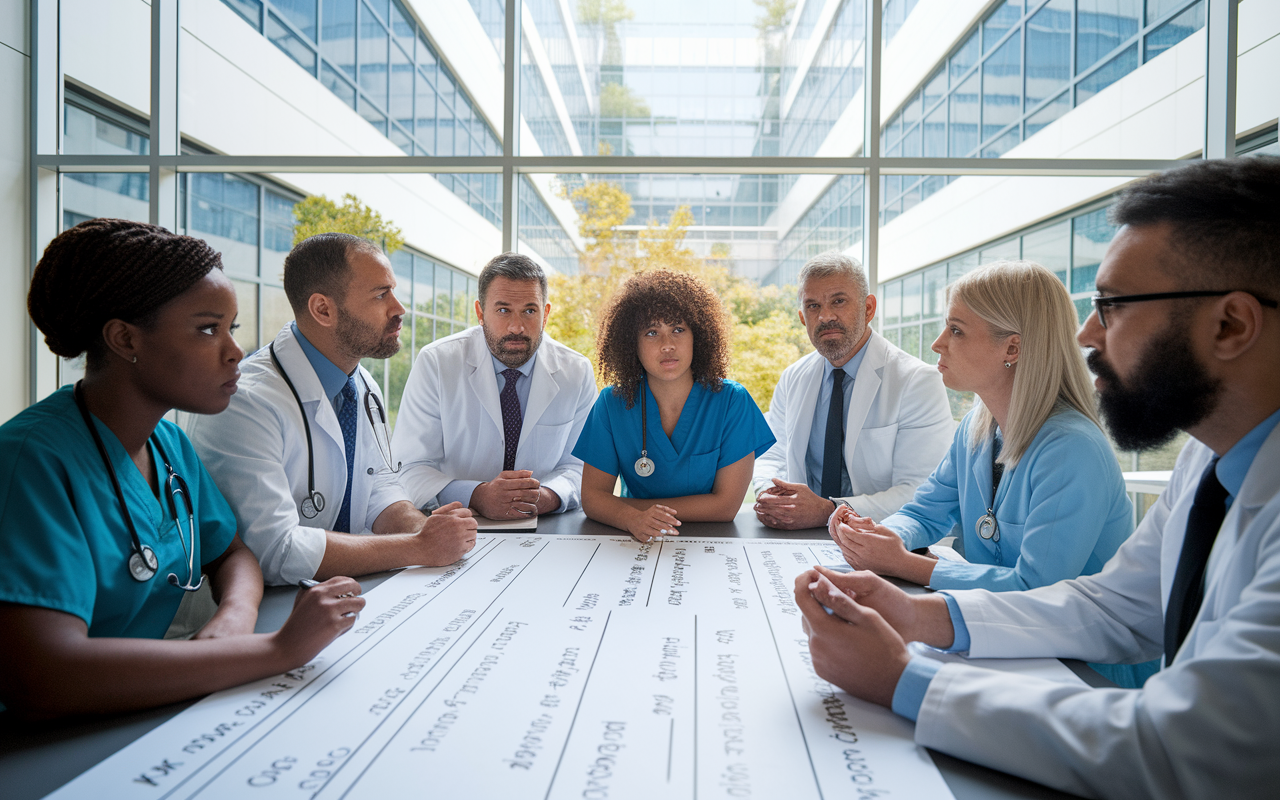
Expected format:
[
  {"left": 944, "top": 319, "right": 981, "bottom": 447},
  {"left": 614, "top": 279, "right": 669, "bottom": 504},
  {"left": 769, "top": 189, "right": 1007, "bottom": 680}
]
[{"left": 46, "top": 535, "right": 1082, "bottom": 800}]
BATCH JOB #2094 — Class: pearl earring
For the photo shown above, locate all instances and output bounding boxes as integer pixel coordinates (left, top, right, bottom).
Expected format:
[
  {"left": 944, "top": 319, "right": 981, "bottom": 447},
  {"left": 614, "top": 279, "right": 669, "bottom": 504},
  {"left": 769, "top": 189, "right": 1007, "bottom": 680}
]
[
  {"left": 1004, "top": 361, "right": 1011, "bottom": 368},
  {"left": 132, "top": 356, "right": 138, "bottom": 364}
]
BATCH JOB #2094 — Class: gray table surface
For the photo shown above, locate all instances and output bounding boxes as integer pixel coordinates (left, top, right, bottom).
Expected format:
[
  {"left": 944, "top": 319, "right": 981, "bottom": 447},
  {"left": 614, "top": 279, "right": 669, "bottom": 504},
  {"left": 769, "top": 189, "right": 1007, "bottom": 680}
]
[{"left": 0, "top": 510, "right": 1091, "bottom": 800}]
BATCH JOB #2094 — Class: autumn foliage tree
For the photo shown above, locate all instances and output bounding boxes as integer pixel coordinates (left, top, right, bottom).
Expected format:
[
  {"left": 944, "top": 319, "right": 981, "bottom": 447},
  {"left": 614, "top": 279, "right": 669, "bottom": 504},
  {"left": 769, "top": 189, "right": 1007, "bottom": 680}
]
[
  {"left": 292, "top": 193, "right": 405, "bottom": 253},
  {"left": 547, "top": 178, "right": 810, "bottom": 411}
]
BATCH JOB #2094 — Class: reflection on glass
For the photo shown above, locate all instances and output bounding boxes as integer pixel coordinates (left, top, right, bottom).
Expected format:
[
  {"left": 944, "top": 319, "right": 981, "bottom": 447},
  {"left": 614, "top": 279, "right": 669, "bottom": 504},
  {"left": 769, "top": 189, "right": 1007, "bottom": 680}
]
[
  {"left": 982, "top": 34, "right": 1021, "bottom": 142},
  {"left": 949, "top": 74, "right": 980, "bottom": 157},
  {"left": 266, "top": 11, "right": 316, "bottom": 73},
  {"left": 883, "top": 281, "right": 902, "bottom": 326},
  {"left": 1025, "top": 0, "right": 1071, "bottom": 109},
  {"left": 902, "top": 273, "right": 923, "bottom": 323},
  {"left": 921, "top": 321, "right": 943, "bottom": 364},
  {"left": 1021, "top": 221, "right": 1070, "bottom": 284},
  {"left": 980, "top": 239, "right": 1020, "bottom": 264},
  {"left": 1076, "top": 43, "right": 1138, "bottom": 104},
  {"left": 1076, "top": 0, "right": 1140, "bottom": 75},
  {"left": 230, "top": 279, "right": 260, "bottom": 352},
  {"left": 1144, "top": 1, "right": 1204, "bottom": 62},
  {"left": 1072, "top": 207, "right": 1117, "bottom": 293},
  {"left": 190, "top": 173, "right": 260, "bottom": 277},
  {"left": 262, "top": 285, "right": 294, "bottom": 342},
  {"left": 924, "top": 266, "right": 947, "bottom": 318},
  {"left": 982, "top": 0, "right": 1023, "bottom": 54},
  {"left": 274, "top": 0, "right": 317, "bottom": 41},
  {"left": 321, "top": 0, "right": 356, "bottom": 78},
  {"left": 901, "top": 324, "right": 921, "bottom": 360},
  {"left": 1025, "top": 90, "right": 1070, "bottom": 136}
]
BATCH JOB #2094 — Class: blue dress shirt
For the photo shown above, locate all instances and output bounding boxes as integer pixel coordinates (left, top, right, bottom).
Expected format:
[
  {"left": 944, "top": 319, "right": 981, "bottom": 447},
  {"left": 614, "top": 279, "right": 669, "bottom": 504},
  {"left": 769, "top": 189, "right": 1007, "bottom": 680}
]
[
  {"left": 804, "top": 345, "right": 868, "bottom": 497},
  {"left": 892, "top": 406, "right": 1280, "bottom": 721},
  {"left": 291, "top": 322, "right": 355, "bottom": 415},
  {"left": 438, "top": 352, "right": 539, "bottom": 508}
]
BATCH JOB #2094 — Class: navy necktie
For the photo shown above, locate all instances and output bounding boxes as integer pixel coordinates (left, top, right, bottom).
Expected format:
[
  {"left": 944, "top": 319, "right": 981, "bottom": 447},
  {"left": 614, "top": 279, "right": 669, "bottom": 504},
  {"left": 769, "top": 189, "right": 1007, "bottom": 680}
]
[
  {"left": 334, "top": 376, "right": 358, "bottom": 533},
  {"left": 820, "top": 369, "right": 846, "bottom": 499},
  {"left": 1164, "top": 457, "right": 1228, "bottom": 666},
  {"left": 500, "top": 368, "right": 523, "bottom": 472}
]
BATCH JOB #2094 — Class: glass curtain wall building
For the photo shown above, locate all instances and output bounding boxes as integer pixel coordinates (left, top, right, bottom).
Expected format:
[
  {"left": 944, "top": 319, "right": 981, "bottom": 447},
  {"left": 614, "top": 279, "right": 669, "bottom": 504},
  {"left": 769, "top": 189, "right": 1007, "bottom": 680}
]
[{"left": 25, "top": 0, "right": 1277, "bottom": 438}]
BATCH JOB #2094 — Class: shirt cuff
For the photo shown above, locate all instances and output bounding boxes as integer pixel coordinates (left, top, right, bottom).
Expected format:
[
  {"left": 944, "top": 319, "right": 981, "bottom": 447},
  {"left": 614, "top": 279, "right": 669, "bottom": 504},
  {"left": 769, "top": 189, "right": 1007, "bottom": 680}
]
[
  {"left": 941, "top": 592, "right": 971, "bottom": 652},
  {"left": 437, "top": 479, "right": 482, "bottom": 509},
  {"left": 891, "top": 655, "right": 944, "bottom": 722}
]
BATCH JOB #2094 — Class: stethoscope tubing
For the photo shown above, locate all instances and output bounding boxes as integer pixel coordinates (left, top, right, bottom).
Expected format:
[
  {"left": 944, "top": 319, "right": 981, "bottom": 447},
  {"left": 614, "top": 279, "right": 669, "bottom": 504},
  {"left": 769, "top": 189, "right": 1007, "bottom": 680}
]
[
  {"left": 73, "top": 381, "right": 204, "bottom": 591},
  {"left": 269, "top": 342, "right": 399, "bottom": 522}
]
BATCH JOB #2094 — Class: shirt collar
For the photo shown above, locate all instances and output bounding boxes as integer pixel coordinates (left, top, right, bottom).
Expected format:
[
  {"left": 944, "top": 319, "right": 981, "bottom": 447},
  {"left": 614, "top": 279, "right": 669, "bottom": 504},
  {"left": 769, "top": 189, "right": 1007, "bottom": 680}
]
[
  {"left": 1216, "top": 406, "right": 1280, "bottom": 500},
  {"left": 491, "top": 351, "right": 537, "bottom": 379},
  {"left": 291, "top": 321, "right": 352, "bottom": 403},
  {"left": 822, "top": 340, "right": 869, "bottom": 384}
]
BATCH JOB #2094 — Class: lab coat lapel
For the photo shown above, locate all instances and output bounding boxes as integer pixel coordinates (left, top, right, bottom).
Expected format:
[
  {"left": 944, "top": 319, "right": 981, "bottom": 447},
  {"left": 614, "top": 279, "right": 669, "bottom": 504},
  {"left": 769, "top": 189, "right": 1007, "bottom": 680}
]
[
  {"left": 1202, "top": 423, "right": 1280, "bottom": 608},
  {"left": 843, "top": 333, "right": 884, "bottom": 469},
  {"left": 275, "top": 326, "right": 345, "bottom": 462},
  {"left": 518, "top": 344, "right": 560, "bottom": 449},
  {"left": 788, "top": 354, "right": 824, "bottom": 480},
  {"left": 466, "top": 328, "right": 506, "bottom": 435}
]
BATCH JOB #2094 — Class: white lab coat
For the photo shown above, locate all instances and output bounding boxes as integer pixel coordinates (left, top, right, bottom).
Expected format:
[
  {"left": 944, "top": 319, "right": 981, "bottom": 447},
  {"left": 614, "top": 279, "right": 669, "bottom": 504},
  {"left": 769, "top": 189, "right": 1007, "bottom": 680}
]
[
  {"left": 184, "top": 325, "right": 409, "bottom": 586},
  {"left": 391, "top": 325, "right": 597, "bottom": 511},
  {"left": 752, "top": 330, "right": 954, "bottom": 520},
  {"left": 914, "top": 423, "right": 1280, "bottom": 799}
]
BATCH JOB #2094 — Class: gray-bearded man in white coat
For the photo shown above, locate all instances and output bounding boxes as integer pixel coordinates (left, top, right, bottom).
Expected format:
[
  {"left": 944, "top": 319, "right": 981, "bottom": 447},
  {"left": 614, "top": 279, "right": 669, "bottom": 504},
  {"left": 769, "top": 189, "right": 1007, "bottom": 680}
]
[
  {"left": 795, "top": 158, "right": 1280, "bottom": 799},
  {"left": 753, "top": 253, "right": 953, "bottom": 529},
  {"left": 391, "top": 252, "right": 596, "bottom": 521}
]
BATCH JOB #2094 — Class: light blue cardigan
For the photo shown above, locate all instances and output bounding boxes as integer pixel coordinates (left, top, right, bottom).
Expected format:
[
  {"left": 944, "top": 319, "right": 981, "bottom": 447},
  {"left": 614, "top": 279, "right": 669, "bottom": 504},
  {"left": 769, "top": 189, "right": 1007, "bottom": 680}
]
[{"left": 883, "top": 406, "right": 1134, "bottom": 592}]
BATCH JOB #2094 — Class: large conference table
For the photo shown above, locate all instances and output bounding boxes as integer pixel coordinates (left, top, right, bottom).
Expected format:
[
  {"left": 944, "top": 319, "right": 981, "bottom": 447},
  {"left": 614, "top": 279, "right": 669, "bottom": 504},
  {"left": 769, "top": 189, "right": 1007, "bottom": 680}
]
[{"left": 0, "top": 510, "right": 1098, "bottom": 800}]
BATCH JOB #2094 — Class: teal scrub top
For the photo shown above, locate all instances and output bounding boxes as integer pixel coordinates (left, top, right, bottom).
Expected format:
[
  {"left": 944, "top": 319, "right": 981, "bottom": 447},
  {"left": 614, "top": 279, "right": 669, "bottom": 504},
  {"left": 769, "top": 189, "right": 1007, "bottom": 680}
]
[
  {"left": 572, "top": 379, "right": 775, "bottom": 499},
  {"left": 0, "top": 385, "right": 237, "bottom": 639}
]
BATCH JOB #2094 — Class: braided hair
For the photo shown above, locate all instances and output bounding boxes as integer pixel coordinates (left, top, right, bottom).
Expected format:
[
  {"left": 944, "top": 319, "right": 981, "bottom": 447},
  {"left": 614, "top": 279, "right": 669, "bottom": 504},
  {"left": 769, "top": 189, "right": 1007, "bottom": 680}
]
[{"left": 28, "top": 218, "right": 224, "bottom": 368}]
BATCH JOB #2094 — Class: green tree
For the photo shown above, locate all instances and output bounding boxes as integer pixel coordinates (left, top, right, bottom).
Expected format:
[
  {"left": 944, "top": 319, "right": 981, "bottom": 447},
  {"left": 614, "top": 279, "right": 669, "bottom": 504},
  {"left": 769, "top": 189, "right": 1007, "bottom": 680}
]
[
  {"left": 549, "top": 177, "right": 809, "bottom": 409},
  {"left": 292, "top": 192, "right": 406, "bottom": 253}
]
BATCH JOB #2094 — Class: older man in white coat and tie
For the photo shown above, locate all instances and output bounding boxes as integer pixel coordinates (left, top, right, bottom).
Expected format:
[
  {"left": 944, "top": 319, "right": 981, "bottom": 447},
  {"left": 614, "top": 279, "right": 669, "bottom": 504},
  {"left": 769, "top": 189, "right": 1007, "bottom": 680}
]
[
  {"left": 753, "top": 253, "right": 953, "bottom": 529},
  {"left": 187, "top": 233, "right": 477, "bottom": 585},
  {"left": 795, "top": 158, "right": 1280, "bottom": 799},
  {"left": 392, "top": 252, "right": 597, "bottom": 520}
]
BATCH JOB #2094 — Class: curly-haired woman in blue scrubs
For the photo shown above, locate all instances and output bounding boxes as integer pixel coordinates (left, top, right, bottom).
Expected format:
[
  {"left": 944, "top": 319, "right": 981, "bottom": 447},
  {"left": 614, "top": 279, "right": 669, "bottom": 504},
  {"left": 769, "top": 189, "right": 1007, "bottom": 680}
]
[
  {"left": 574, "top": 269, "right": 775, "bottom": 542},
  {"left": 0, "top": 219, "right": 363, "bottom": 719}
]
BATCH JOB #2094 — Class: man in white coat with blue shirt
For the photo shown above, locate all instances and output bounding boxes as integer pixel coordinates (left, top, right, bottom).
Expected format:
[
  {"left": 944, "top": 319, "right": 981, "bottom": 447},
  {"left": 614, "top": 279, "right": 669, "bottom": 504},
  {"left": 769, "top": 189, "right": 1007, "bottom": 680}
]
[
  {"left": 753, "top": 253, "right": 953, "bottom": 528},
  {"left": 795, "top": 158, "right": 1280, "bottom": 799},
  {"left": 391, "top": 253, "right": 597, "bottom": 521},
  {"left": 187, "top": 234, "right": 476, "bottom": 585}
]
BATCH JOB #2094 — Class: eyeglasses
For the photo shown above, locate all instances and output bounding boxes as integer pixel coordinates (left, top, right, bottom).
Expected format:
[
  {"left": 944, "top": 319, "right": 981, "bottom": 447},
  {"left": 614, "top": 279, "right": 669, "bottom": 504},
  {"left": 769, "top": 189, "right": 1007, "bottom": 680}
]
[{"left": 1091, "top": 290, "right": 1279, "bottom": 328}]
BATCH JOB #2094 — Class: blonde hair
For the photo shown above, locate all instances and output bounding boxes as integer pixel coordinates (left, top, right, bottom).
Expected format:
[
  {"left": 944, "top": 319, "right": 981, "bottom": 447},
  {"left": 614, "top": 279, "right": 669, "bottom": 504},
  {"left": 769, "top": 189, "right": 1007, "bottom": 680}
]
[{"left": 949, "top": 260, "right": 1101, "bottom": 469}]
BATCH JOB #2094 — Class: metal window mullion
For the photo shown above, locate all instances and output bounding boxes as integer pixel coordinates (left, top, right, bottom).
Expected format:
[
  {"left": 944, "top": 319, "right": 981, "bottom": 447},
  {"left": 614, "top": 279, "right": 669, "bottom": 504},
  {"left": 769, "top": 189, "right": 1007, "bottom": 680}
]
[
  {"left": 149, "top": 0, "right": 180, "bottom": 230},
  {"left": 30, "top": 0, "right": 63, "bottom": 403},
  {"left": 502, "top": 0, "right": 523, "bottom": 252},
  {"left": 1204, "top": 0, "right": 1238, "bottom": 158},
  {"left": 864, "top": 0, "right": 882, "bottom": 294}
]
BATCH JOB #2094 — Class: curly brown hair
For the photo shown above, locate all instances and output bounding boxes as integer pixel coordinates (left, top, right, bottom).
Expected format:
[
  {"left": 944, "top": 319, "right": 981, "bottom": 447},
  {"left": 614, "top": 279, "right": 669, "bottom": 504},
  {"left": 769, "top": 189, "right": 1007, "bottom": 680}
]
[{"left": 595, "top": 269, "right": 731, "bottom": 408}]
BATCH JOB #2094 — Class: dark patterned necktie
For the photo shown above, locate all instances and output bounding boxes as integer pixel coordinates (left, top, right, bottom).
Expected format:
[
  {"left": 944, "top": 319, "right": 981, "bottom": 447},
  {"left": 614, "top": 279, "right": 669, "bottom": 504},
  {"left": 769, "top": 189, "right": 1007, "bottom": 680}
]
[
  {"left": 500, "top": 368, "right": 523, "bottom": 471},
  {"left": 820, "top": 369, "right": 846, "bottom": 499},
  {"left": 334, "top": 376, "right": 358, "bottom": 533},
  {"left": 1164, "top": 456, "right": 1228, "bottom": 666}
]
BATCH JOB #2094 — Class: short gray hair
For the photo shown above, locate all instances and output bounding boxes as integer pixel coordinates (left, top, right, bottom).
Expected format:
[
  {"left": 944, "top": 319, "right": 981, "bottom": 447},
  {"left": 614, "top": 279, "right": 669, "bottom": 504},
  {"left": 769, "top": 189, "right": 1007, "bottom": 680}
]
[
  {"left": 478, "top": 251, "right": 548, "bottom": 306},
  {"left": 796, "top": 251, "right": 869, "bottom": 303}
]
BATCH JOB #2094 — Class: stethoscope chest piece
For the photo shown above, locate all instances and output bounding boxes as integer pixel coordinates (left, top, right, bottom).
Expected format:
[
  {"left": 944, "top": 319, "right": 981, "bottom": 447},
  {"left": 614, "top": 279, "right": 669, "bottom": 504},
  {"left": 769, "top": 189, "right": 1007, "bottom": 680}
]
[
  {"left": 300, "top": 491, "right": 325, "bottom": 519},
  {"left": 128, "top": 545, "right": 159, "bottom": 582},
  {"left": 975, "top": 512, "right": 1000, "bottom": 543},
  {"left": 634, "top": 455, "right": 655, "bottom": 478}
]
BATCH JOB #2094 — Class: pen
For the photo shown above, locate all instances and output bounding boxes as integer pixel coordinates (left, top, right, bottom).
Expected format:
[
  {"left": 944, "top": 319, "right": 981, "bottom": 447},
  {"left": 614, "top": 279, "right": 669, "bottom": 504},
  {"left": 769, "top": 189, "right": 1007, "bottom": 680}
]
[{"left": 298, "top": 579, "right": 320, "bottom": 589}]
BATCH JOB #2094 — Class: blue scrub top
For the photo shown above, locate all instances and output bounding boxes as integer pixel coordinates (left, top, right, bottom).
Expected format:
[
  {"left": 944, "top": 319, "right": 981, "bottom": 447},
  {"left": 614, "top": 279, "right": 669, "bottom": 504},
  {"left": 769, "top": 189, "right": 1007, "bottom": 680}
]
[
  {"left": 883, "top": 406, "right": 1134, "bottom": 592},
  {"left": 572, "top": 379, "right": 775, "bottom": 499},
  {"left": 0, "top": 385, "right": 238, "bottom": 639}
]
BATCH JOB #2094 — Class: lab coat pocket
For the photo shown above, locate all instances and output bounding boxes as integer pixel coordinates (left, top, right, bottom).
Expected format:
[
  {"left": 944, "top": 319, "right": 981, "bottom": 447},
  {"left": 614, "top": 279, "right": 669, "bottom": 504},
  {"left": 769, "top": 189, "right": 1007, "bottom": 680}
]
[
  {"left": 530, "top": 421, "right": 573, "bottom": 460},
  {"left": 854, "top": 423, "right": 899, "bottom": 486},
  {"left": 989, "top": 519, "right": 1024, "bottom": 565},
  {"left": 685, "top": 451, "right": 720, "bottom": 495}
]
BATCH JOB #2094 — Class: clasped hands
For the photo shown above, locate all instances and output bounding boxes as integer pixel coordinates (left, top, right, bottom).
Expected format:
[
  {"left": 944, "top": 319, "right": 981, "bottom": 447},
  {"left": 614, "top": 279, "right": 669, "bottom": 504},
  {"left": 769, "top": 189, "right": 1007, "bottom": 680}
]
[
  {"left": 471, "top": 470, "right": 561, "bottom": 520},
  {"left": 828, "top": 503, "right": 936, "bottom": 582},
  {"left": 794, "top": 565, "right": 954, "bottom": 708}
]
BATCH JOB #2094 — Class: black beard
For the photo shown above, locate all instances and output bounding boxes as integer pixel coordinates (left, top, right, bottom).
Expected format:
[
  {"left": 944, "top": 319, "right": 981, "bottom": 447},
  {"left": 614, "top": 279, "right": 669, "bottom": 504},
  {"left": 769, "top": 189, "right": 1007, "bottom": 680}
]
[
  {"left": 335, "top": 306, "right": 402, "bottom": 361},
  {"left": 1088, "top": 322, "right": 1222, "bottom": 452}
]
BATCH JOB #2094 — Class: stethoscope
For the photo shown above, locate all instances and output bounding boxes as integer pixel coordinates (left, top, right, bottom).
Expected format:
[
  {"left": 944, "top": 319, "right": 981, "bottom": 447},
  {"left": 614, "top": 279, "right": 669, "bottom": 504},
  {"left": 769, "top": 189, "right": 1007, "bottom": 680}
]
[
  {"left": 975, "top": 433, "right": 1005, "bottom": 559},
  {"left": 634, "top": 377, "right": 656, "bottom": 478},
  {"left": 73, "top": 382, "right": 204, "bottom": 591},
  {"left": 269, "top": 343, "right": 401, "bottom": 521}
]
